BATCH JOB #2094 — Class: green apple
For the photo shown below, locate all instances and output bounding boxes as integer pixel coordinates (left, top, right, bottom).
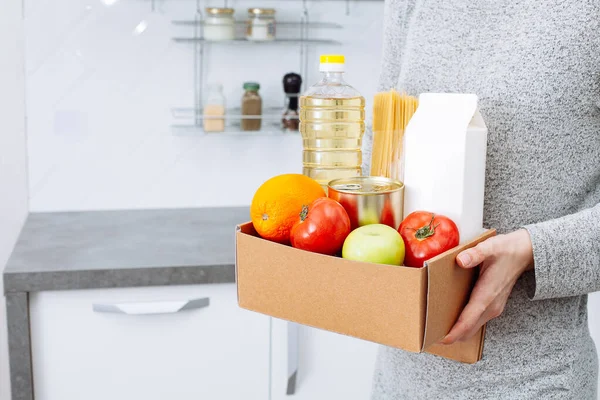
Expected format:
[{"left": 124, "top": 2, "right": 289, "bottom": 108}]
[
  {"left": 358, "top": 208, "right": 380, "bottom": 226},
  {"left": 342, "top": 224, "right": 405, "bottom": 266}
]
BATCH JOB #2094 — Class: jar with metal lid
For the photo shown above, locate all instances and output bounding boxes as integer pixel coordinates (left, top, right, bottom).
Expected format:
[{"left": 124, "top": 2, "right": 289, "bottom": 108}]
[
  {"left": 246, "top": 8, "right": 276, "bottom": 41},
  {"left": 204, "top": 8, "right": 236, "bottom": 41}
]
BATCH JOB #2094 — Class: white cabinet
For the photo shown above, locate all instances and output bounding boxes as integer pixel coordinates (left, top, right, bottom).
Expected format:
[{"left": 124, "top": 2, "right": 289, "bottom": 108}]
[
  {"left": 29, "top": 283, "right": 270, "bottom": 400},
  {"left": 270, "top": 319, "right": 378, "bottom": 400},
  {"left": 29, "top": 283, "right": 378, "bottom": 400}
]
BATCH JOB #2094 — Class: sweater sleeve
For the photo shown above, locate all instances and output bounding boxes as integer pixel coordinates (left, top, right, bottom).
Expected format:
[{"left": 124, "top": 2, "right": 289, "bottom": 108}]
[{"left": 524, "top": 202, "right": 600, "bottom": 300}]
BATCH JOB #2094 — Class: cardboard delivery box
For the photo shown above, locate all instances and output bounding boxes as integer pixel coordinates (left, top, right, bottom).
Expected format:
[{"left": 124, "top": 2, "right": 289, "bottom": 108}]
[{"left": 236, "top": 222, "right": 496, "bottom": 364}]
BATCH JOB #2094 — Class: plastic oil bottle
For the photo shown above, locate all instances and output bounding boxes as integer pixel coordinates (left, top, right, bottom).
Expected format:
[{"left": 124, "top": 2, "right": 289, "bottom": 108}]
[{"left": 299, "top": 55, "right": 366, "bottom": 188}]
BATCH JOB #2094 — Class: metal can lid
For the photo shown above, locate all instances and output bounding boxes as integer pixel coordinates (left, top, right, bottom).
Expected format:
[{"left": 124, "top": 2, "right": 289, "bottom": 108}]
[{"left": 328, "top": 176, "right": 404, "bottom": 194}]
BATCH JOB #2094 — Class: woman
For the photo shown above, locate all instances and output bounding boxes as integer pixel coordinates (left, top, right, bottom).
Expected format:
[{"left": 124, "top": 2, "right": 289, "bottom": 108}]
[{"left": 365, "top": 1, "right": 600, "bottom": 398}]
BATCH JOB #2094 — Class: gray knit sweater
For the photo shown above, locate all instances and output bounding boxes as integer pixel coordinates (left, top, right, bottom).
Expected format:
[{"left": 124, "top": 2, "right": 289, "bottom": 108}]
[{"left": 364, "top": 1, "right": 600, "bottom": 399}]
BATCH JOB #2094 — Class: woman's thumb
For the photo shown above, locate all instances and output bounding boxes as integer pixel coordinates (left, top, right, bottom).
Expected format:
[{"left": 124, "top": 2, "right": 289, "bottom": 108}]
[{"left": 456, "top": 242, "right": 490, "bottom": 268}]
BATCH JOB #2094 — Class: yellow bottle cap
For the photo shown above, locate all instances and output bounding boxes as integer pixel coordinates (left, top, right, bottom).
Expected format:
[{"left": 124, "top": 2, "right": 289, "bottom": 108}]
[{"left": 320, "top": 54, "right": 345, "bottom": 64}]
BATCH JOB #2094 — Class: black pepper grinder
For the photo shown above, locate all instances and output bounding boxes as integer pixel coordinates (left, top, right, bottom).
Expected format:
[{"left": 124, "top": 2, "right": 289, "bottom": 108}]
[{"left": 282, "top": 72, "right": 302, "bottom": 131}]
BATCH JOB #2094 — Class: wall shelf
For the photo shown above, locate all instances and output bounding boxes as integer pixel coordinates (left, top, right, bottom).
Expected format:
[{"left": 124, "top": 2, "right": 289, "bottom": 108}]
[
  {"left": 171, "top": 0, "right": 341, "bottom": 133},
  {"left": 171, "top": 107, "right": 300, "bottom": 136},
  {"left": 172, "top": 37, "right": 341, "bottom": 45},
  {"left": 171, "top": 107, "right": 298, "bottom": 122}
]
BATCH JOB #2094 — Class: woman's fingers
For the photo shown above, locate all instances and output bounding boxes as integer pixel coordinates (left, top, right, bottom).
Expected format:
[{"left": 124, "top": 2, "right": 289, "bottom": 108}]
[
  {"left": 455, "top": 300, "right": 506, "bottom": 343},
  {"left": 441, "top": 278, "right": 511, "bottom": 345},
  {"left": 441, "top": 297, "right": 487, "bottom": 344},
  {"left": 456, "top": 314, "right": 488, "bottom": 343},
  {"left": 442, "top": 241, "right": 495, "bottom": 344},
  {"left": 442, "top": 286, "right": 494, "bottom": 344},
  {"left": 440, "top": 270, "right": 501, "bottom": 344},
  {"left": 440, "top": 232, "right": 533, "bottom": 346}
]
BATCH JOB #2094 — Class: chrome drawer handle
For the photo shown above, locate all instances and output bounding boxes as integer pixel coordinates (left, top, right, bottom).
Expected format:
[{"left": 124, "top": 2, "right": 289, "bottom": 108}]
[
  {"left": 287, "top": 322, "right": 299, "bottom": 395},
  {"left": 92, "top": 297, "right": 210, "bottom": 315}
]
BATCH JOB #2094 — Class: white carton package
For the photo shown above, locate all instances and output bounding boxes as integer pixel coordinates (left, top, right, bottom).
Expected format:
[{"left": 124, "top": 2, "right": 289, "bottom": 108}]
[{"left": 402, "top": 93, "right": 488, "bottom": 244}]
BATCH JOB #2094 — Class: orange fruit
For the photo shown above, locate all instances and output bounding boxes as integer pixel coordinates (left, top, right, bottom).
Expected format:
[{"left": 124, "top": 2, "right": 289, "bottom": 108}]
[{"left": 251, "top": 174, "right": 326, "bottom": 243}]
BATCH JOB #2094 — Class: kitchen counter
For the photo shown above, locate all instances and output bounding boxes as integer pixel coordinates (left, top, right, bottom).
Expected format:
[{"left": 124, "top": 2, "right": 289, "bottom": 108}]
[
  {"left": 4, "top": 207, "right": 249, "bottom": 293},
  {"left": 3, "top": 207, "right": 249, "bottom": 400}
]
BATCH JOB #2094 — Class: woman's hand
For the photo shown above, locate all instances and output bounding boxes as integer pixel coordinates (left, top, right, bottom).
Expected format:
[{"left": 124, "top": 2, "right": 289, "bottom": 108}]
[{"left": 441, "top": 229, "right": 534, "bottom": 345}]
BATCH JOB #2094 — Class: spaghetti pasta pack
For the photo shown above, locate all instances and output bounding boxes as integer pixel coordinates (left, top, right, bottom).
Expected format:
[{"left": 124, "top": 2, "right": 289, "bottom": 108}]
[{"left": 370, "top": 90, "right": 418, "bottom": 180}]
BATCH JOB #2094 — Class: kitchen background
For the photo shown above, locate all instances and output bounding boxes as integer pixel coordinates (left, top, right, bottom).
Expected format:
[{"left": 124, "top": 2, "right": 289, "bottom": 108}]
[
  {"left": 1, "top": 0, "right": 600, "bottom": 398},
  {"left": 3, "top": 0, "right": 385, "bottom": 398},
  {"left": 25, "top": 0, "right": 383, "bottom": 211}
]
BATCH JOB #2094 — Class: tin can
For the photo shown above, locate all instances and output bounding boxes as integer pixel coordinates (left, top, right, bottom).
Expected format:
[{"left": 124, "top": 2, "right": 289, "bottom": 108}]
[{"left": 328, "top": 176, "right": 404, "bottom": 230}]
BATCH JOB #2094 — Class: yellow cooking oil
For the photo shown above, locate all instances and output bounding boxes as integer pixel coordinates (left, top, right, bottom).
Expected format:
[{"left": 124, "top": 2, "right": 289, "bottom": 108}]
[{"left": 299, "top": 55, "right": 366, "bottom": 188}]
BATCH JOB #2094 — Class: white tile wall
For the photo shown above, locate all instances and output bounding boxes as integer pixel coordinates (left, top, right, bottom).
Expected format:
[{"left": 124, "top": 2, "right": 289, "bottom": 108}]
[{"left": 25, "top": 0, "right": 385, "bottom": 211}]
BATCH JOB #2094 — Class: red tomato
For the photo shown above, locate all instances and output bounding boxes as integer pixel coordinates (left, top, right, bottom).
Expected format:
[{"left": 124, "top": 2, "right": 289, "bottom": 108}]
[
  {"left": 398, "top": 211, "right": 460, "bottom": 268},
  {"left": 290, "top": 197, "right": 352, "bottom": 256}
]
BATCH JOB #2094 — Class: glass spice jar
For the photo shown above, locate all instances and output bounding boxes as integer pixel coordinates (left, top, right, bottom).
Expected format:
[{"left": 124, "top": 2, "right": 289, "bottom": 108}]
[
  {"left": 246, "top": 8, "right": 276, "bottom": 41},
  {"left": 241, "top": 82, "right": 262, "bottom": 131},
  {"left": 203, "top": 83, "right": 226, "bottom": 133},
  {"left": 204, "top": 8, "right": 236, "bottom": 41}
]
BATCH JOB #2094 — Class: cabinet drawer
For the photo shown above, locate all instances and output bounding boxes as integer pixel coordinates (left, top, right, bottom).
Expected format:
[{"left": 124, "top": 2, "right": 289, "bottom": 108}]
[{"left": 29, "top": 283, "right": 270, "bottom": 400}]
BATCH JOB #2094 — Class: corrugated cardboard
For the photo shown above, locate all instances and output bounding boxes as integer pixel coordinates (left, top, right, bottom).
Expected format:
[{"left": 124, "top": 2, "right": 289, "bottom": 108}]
[{"left": 236, "top": 222, "right": 496, "bottom": 363}]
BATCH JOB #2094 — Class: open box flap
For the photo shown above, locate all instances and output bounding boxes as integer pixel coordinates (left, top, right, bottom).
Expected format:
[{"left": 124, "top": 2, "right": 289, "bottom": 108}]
[
  {"left": 235, "top": 226, "right": 241, "bottom": 302},
  {"left": 421, "top": 229, "right": 496, "bottom": 351},
  {"left": 235, "top": 222, "right": 258, "bottom": 302},
  {"left": 425, "top": 324, "right": 486, "bottom": 364}
]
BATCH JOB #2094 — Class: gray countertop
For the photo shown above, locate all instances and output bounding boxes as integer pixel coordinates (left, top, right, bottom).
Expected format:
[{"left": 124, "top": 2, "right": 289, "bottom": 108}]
[{"left": 3, "top": 207, "right": 250, "bottom": 293}]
